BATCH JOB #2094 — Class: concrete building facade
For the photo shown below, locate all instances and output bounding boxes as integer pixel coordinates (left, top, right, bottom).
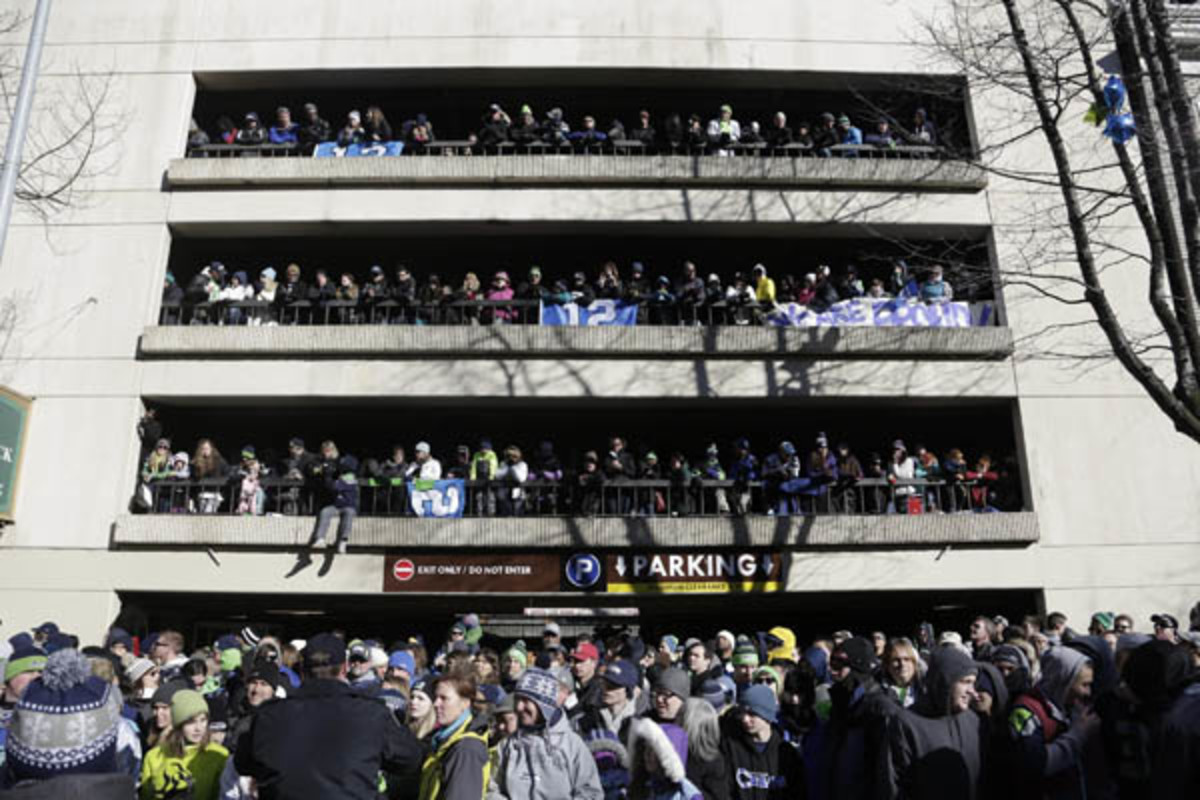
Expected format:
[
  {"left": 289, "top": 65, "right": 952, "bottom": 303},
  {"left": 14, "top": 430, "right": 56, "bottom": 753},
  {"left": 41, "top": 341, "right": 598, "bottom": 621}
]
[{"left": 0, "top": 0, "right": 1197, "bottom": 643}]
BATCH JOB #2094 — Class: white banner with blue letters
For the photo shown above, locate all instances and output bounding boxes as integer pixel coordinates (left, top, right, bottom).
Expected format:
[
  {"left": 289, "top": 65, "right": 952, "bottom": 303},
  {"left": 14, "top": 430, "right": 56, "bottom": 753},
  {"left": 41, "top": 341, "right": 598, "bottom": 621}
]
[{"left": 768, "top": 299, "right": 994, "bottom": 328}]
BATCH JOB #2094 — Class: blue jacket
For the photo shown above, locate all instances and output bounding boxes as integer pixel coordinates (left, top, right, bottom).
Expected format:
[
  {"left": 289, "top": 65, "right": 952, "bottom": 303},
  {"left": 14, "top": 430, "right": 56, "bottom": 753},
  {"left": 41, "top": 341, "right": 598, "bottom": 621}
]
[
  {"left": 731, "top": 454, "right": 758, "bottom": 483},
  {"left": 269, "top": 124, "right": 298, "bottom": 144}
]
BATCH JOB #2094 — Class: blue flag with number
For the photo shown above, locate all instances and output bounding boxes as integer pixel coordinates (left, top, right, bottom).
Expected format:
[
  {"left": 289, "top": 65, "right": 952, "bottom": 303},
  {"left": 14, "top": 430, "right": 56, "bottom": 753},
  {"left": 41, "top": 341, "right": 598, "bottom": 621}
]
[
  {"left": 540, "top": 300, "right": 639, "bottom": 326},
  {"left": 407, "top": 479, "right": 465, "bottom": 517}
]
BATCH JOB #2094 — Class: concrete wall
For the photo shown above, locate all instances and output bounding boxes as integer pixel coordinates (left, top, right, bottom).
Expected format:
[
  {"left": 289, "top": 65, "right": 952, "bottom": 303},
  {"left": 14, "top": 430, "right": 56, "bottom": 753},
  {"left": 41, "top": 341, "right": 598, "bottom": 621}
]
[{"left": 0, "top": 0, "right": 1196, "bottom": 644}]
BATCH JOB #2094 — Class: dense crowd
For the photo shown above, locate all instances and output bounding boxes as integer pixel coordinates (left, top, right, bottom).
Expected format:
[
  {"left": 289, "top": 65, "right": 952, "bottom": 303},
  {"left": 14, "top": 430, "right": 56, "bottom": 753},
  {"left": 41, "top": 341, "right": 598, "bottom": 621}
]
[
  {"left": 2, "top": 606, "right": 1198, "bottom": 799},
  {"left": 161, "top": 258, "right": 969, "bottom": 327},
  {"left": 187, "top": 101, "right": 943, "bottom": 157},
  {"left": 136, "top": 410, "right": 1019, "bottom": 546}
]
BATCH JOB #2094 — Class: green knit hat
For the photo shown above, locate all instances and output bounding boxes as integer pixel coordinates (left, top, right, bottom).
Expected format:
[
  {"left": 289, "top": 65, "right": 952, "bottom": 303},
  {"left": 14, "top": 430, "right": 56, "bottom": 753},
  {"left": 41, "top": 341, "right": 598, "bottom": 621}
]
[
  {"left": 220, "top": 648, "right": 243, "bottom": 673},
  {"left": 170, "top": 689, "right": 208, "bottom": 727},
  {"left": 1091, "top": 612, "right": 1116, "bottom": 631},
  {"left": 4, "top": 650, "right": 47, "bottom": 683},
  {"left": 732, "top": 642, "right": 759, "bottom": 668},
  {"left": 503, "top": 647, "right": 528, "bottom": 669},
  {"left": 753, "top": 665, "right": 782, "bottom": 688}
]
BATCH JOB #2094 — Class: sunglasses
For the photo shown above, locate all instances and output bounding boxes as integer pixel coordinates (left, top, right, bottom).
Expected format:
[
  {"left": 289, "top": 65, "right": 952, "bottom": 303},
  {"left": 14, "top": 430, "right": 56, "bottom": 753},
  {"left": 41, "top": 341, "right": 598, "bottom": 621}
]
[
  {"left": 754, "top": 676, "right": 777, "bottom": 685},
  {"left": 830, "top": 658, "right": 851, "bottom": 670}
]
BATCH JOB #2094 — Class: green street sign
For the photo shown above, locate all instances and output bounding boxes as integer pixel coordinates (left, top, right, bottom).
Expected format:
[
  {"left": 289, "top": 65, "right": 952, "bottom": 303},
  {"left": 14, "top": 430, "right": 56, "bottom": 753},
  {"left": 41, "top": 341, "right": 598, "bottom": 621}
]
[{"left": 0, "top": 386, "right": 31, "bottom": 521}]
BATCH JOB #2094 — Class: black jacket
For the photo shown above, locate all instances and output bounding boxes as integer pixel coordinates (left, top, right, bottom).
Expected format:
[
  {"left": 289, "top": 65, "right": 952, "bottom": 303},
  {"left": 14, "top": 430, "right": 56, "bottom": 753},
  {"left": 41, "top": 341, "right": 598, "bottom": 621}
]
[
  {"left": 234, "top": 678, "right": 425, "bottom": 800},
  {"left": 687, "top": 750, "right": 730, "bottom": 800},
  {"left": 720, "top": 726, "right": 805, "bottom": 800},
  {"left": 880, "top": 648, "right": 983, "bottom": 800},
  {"left": 603, "top": 450, "right": 636, "bottom": 482}
]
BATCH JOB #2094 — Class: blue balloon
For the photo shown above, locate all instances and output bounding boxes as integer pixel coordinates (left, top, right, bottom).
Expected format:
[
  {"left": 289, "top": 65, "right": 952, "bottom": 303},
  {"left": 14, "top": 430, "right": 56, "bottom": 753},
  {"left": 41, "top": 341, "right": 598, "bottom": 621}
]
[
  {"left": 1104, "top": 112, "right": 1137, "bottom": 145},
  {"left": 1103, "top": 76, "right": 1127, "bottom": 112}
]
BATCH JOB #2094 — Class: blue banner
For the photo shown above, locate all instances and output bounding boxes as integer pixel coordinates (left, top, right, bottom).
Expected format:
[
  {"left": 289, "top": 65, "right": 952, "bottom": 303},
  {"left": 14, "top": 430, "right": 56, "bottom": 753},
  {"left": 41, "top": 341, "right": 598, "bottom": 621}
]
[
  {"left": 767, "top": 299, "right": 993, "bottom": 328},
  {"left": 314, "top": 141, "right": 405, "bottom": 158},
  {"left": 407, "top": 479, "right": 465, "bottom": 517},
  {"left": 540, "top": 300, "right": 639, "bottom": 326}
]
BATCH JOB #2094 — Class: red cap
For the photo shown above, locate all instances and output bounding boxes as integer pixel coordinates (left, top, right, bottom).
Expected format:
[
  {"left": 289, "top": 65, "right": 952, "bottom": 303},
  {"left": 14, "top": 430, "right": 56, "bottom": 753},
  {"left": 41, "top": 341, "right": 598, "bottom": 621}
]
[{"left": 571, "top": 642, "right": 600, "bottom": 662}]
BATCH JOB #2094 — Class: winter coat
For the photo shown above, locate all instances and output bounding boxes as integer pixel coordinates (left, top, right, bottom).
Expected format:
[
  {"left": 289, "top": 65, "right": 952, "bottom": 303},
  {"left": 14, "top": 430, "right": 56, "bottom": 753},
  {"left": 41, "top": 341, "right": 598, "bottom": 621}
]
[
  {"left": 627, "top": 718, "right": 703, "bottom": 800},
  {"left": 719, "top": 725, "right": 805, "bottom": 800},
  {"left": 603, "top": 450, "right": 636, "bottom": 482},
  {"left": 1005, "top": 647, "right": 1096, "bottom": 800},
  {"left": 487, "top": 711, "right": 603, "bottom": 800},
  {"left": 140, "top": 743, "right": 229, "bottom": 800},
  {"left": 268, "top": 124, "right": 298, "bottom": 145},
  {"left": 299, "top": 117, "right": 332, "bottom": 148},
  {"left": 812, "top": 675, "right": 898, "bottom": 800},
  {"left": 1152, "top": 690, "right": 1200, "bottom": 798},
  {"left": 419, "top": 713, "right": 490, "bottom": 800},
  {"left": 879, "top": 648, "right": 983, "bottom": 800},
  {"left": 234, "top": 678, "right": 425, "bottom": 800},
  {"left": 470, "top": 451, "right": 500, "bottom": 481},
  {"left": 0, "top": 774, "right": 135, "bottom": 799}
]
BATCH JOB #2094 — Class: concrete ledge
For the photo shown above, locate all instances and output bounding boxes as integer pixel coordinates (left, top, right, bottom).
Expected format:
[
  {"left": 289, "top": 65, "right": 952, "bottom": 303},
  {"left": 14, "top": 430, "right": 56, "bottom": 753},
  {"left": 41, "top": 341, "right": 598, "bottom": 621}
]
[
  {"left": 140, "top": 325, "right": 1013, "bottom": 360},
  {"left": 112, "top": 512, "right": 1039, "bottom": 549},
  {"left": 165, "top": 155, "right": 987, "bottom": 192}
]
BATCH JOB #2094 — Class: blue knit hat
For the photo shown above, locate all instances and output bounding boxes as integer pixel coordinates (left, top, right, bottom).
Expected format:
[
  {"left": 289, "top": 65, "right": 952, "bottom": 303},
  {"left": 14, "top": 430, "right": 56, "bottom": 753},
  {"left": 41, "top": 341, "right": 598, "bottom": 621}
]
[
  {"left": 388, "top": 650, "right": 415, "bottom": 675},
  {"left": 739, "top": 683, "right": 779, "bottom": 722},
  {"left": 6, "top": 650, "right": 122, "bottom": 781},
  {"left": 515, "top": 667, "right": 561, "bottom": 723}
]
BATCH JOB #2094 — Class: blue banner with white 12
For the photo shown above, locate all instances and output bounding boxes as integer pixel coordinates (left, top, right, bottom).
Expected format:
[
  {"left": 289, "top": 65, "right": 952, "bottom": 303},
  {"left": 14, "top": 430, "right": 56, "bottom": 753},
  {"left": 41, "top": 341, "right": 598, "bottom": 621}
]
[
  {"left": 408, "top": 479, "right": 466, "bottom": 517},
  {"left": 540, "top": 300, "right": 640, "bottom": 326}
]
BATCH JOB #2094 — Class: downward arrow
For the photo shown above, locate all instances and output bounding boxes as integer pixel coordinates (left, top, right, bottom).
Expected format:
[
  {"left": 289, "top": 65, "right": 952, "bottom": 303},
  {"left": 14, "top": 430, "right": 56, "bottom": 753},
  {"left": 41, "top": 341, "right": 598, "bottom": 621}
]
[{"left": 615, "top": 556, "right": 627, "bottom": 577}]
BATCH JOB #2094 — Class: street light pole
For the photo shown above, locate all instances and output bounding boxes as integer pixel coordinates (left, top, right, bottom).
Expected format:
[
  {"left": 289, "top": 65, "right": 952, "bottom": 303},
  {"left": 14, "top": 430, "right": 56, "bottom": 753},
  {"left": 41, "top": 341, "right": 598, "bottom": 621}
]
[{"left": 0, "top": 0, "right": 52, "bottom": 267}]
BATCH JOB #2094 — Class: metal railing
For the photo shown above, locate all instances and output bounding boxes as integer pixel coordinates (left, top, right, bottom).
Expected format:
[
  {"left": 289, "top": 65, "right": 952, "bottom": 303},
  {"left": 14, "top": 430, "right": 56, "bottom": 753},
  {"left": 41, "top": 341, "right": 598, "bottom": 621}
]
[
  {"left": 139, "top": 476, "right": 994, "bottom": 518},
  {"left": 158, "top": 297, "right": 992, "bottom": 328},
  {"left": 186, "top": 141, "right": 950, "bottom": 160}
]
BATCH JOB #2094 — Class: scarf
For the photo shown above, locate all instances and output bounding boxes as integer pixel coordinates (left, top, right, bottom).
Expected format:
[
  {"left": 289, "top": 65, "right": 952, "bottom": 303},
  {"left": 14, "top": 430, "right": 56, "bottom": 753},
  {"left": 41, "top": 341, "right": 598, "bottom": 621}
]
[{"left": 431, "top": 709, "right": 471, "bottom": 751}]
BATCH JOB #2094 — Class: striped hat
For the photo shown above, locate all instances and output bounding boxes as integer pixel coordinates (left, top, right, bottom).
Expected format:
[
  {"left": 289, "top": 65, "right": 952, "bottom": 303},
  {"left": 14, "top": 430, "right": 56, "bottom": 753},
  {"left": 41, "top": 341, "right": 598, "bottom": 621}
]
[
  {"left": 515, "top": 667, "right": 561, "bottom": 723},
  {"left": 6, "top": 650, "right": 122, "bottom": 782}
]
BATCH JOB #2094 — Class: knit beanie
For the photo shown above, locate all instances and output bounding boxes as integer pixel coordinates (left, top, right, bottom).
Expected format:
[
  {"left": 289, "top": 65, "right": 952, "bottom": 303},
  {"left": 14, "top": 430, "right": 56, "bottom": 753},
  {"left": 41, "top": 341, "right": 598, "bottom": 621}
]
[
  {"left": 125, "top": 657, "right": 156, "bottom": 685},
  {"left": 503, "top": 646, "right": 528, "bottom": 670},
  {"left": 4, "top": 645, "right": 47, "bottom": 683},
  {"left": 653, "top": 667, "right": 691, "bottom": 700},
  {"left": 462, "top": 613, "right": 483, "bottom": 646},
  {"left": 698, "top": 678, "right": 728, "bottom": 712},
  {"left": 1090, "top": 612, "right": 1116, "bottom": 632},
  {"left": 6, "top": 649, "right": 122, "bottom": 781},
  {"left": 835, "top": 637, "right": 877, "bottom": 676},
  {"left": 151, "top": 683, "right": 182, "bottom": 708},
  {"left": 515, "top": 667, "right": 561, "bottom": 723},
  {"left": 753, "top": 665, "right": 783, "bottom": 689},
  {"left": 739, "top": 683, "right": 779, "bottom": 722},
  {"left": 732, "top": 642, "right": 760, "bottom": 668},
  {"left": 170, "top": 689, "right": 209, "bottom": 727},
  {"left": 220, "top": 647, "right": 243, "bottom": 673}
]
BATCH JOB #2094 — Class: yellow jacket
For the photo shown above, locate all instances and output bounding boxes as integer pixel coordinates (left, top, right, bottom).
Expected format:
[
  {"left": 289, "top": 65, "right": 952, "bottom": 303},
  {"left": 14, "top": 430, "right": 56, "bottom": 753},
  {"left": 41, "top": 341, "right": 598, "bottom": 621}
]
[{"left": 139, "top": 742, "right": 229, "bottom": 800}]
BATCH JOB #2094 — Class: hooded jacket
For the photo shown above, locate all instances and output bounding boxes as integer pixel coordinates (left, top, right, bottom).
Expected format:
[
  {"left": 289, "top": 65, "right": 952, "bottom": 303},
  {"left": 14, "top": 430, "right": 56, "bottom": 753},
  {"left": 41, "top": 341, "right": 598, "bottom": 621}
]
[
  {"left": 810, "top": 672, "right": 898, "bottom": 800},
  {"left": 1006, "top": 646, "right": 1094, "bottom": 800},
  {"left": 487, "top": 710, "right": 603, "bottom": 800},
  {"left": 880, "top": 647, "right": 983, "bottom": 800},
  {"left": 627, "top": 719, "right": 702, "bottom": 800},
  {"left": 719, "top": 720, "right": 805, "bottom": 800}
]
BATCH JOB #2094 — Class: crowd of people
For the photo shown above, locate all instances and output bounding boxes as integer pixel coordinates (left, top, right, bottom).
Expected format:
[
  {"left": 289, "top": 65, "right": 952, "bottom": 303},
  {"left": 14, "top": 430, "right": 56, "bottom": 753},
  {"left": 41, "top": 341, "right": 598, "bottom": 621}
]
[
  {"left": 136, "top": 409, "right": 1020, "bottom": 548},
  {"left": 161, "top": 257, "right": 972, "bottom": 327},
  {"left": 187, "top": 101, "right": 944, "bottom": 158},
  {"left": 1, "top": 606, "right": 1198, "bottom": 799}
]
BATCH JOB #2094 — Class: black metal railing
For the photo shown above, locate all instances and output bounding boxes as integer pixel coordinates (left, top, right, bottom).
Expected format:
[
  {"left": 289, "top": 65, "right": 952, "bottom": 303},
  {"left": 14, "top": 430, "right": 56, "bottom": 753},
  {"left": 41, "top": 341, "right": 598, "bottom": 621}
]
[
  {"left": 139, "top": 476, "right": 995, "bottom": 518},
  {"left": 186, "top": 141, "right": 951, "bottom": 160},
  {"left": 157, "top": 297, "right": 993, "bottom": 328}
]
